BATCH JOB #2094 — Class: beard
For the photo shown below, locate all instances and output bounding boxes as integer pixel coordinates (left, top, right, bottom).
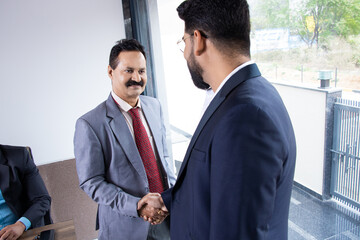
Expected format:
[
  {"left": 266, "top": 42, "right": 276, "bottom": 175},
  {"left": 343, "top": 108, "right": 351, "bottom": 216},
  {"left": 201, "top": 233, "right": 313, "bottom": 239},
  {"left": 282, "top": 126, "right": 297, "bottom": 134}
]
[{"left": 187, "top": 51, "right": 210, "bottom": 90}]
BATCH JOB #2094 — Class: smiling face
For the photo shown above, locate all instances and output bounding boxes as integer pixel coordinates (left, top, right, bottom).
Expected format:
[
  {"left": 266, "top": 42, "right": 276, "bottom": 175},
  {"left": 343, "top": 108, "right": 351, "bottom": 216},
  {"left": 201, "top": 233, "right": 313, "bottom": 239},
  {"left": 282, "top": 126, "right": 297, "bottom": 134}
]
[{"left": 108, "top": 51, "right": 147, "bottom": 106}]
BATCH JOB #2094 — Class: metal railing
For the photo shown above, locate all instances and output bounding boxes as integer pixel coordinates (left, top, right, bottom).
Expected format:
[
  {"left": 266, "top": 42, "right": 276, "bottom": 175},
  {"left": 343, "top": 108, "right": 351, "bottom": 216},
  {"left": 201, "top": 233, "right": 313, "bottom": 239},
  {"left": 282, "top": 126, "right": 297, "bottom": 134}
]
[{"left": 330, "top": 98, "right": 360, "bottom": 211}]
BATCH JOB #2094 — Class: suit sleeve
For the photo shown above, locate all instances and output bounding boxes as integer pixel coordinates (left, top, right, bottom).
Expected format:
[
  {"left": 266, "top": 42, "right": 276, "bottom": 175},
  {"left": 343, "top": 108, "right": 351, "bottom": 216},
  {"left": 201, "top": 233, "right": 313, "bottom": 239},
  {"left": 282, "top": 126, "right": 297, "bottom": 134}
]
[
  {"left": 209, "top": 105, "right": 285, "bottom": 239},
  {"left": 21, "top": 148, "right": 51, "bottom": 227},
  {"left": 161, "top": 188, "right": 172, "bottom": 212},
  {"left": 74, "top": 118, "right": 140, "bottom": 218}
]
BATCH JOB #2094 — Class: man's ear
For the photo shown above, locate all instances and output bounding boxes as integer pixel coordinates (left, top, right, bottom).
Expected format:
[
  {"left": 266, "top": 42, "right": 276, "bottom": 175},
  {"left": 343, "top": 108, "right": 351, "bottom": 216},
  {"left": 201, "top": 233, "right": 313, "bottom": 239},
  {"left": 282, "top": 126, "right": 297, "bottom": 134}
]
[
  {"left": 107, "top": 65, "right": 113, "bottom": 78},
  {"left": 193, "top": 30, "right": 207, "bottom": 56}
]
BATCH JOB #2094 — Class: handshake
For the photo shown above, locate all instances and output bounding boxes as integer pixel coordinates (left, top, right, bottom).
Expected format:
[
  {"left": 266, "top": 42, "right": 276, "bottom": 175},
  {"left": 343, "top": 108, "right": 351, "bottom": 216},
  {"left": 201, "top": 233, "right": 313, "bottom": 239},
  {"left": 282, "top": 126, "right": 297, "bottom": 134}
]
[{"left": 137, "top": 193, "right": 168, "bottom": 225}]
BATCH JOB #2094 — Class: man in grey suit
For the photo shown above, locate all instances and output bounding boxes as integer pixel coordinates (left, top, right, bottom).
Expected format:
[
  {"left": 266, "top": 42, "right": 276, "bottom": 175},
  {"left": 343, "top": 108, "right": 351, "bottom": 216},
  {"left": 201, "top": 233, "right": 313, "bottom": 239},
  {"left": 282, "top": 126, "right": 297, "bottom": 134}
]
[{"left": 74, "top": 39, "right": 176, "bottom": 240}]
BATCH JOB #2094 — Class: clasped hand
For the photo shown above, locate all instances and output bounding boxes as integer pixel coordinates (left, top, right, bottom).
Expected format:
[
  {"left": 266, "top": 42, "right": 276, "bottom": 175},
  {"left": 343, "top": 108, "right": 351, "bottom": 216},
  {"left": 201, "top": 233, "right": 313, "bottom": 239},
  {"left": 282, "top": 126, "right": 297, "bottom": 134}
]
[{"left": 137, "top": 193, "right": 168, "bottom": 225}]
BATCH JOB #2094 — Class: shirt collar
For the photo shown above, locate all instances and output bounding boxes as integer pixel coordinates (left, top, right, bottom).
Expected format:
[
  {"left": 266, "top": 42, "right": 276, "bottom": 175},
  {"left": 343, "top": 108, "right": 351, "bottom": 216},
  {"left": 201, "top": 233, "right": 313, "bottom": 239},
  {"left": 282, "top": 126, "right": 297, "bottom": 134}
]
[
  {"left": 213, "top": 60, "right": 254, "bottom": 96},
  {"left": 111, "top": 91, "right": 141, "bottom": 112}
]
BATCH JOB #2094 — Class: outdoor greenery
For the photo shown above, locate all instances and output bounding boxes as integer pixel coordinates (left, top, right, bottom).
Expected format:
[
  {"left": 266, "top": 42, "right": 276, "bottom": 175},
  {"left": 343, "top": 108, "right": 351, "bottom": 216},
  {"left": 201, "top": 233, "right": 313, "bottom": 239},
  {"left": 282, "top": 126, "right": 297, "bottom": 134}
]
[
  {"left": 250, "top": 0, "right": 360, "bottom": 49},
  {"left": 292, "top": 0, "right": 360, "bottom": 48},
  {"left": 249, "top": 0, "right": 360, "bottom": 89}
]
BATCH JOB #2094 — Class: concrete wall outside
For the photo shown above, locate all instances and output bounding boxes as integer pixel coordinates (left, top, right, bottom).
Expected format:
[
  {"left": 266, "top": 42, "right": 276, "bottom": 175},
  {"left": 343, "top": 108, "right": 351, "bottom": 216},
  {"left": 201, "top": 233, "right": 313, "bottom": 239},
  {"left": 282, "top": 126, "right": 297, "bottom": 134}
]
[{"left": 273, "top": 82, "right": 341, "bottom": 196}]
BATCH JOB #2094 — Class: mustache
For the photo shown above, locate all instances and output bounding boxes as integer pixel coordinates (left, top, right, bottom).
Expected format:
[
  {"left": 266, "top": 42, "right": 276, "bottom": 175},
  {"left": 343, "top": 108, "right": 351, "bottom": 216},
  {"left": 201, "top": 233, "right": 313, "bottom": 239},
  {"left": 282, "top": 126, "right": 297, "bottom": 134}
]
[{"left": 126, "top": 79, "right": 144, "bottom": 87}]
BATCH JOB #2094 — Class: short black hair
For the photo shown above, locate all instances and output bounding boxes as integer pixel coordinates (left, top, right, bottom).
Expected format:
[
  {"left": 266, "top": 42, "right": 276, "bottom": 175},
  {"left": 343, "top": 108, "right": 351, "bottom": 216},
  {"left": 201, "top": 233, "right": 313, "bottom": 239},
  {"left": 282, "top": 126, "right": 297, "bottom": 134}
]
[
  {"left": 177, "top": 0, "right": 251, "bottom": 57},
  {"left": 109, "top": 39, "right": 146, "bottom": 69}
]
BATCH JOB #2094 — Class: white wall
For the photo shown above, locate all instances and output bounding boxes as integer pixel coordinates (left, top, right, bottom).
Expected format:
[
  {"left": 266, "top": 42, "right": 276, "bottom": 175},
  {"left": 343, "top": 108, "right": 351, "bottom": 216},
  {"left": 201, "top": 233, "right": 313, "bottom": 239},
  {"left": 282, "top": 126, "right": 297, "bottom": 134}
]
[
  {"left": 0, "top": 0, "right": 125, "bottom": 165},
  {"left": 273, "top": 82, "right": 331, "bottom": 195}
]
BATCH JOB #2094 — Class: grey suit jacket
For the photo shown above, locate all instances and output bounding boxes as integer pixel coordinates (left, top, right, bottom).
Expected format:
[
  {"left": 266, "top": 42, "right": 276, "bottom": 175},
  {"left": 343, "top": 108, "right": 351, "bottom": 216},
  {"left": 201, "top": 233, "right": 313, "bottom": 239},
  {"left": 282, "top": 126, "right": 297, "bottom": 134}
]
[{"left": 74, "top": 94, "right": 176, "bottom": 240}]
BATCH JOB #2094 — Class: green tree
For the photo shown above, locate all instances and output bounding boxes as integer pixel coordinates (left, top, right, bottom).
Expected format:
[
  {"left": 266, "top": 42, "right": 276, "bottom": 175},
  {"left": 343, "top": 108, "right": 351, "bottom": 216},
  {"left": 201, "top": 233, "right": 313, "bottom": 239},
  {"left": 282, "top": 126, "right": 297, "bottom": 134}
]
[
  {"left": 290, "top": 0, "right": 360, "bottom": 48},
  {"left": 327, "top": 0, "right": 360, "bottom": 37},
  {"left": 290, "top": 0, "right": 324, "bottom": 48},
  {"left": 249, "top": 0, "right": 290, "bottom": 30}
]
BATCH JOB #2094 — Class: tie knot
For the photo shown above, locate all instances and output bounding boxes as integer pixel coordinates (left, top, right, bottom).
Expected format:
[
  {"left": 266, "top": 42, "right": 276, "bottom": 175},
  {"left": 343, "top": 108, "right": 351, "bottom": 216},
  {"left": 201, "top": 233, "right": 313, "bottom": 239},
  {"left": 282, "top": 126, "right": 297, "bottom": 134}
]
[{"left": 128, "top": 107, "right": 140, "bottom": 120}]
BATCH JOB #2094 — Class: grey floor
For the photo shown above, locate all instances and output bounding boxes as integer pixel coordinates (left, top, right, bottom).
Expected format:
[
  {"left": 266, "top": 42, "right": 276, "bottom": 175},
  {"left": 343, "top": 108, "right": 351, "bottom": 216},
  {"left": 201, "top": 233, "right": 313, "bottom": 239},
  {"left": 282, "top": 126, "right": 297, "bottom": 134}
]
[{"left": 289, "top": 185, "right": 360, "bottom": 240}]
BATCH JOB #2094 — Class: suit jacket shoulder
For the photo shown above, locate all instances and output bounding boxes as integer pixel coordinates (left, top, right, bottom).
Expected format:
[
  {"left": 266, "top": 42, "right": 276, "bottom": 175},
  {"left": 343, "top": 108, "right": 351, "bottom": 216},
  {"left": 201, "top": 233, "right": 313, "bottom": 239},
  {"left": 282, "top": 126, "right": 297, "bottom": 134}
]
[
  {"left": 0, "top": 144, "right": 27, "bottom": 165},
  {"left": 78, "top": 99, "right": 107, "bottom": 124}
]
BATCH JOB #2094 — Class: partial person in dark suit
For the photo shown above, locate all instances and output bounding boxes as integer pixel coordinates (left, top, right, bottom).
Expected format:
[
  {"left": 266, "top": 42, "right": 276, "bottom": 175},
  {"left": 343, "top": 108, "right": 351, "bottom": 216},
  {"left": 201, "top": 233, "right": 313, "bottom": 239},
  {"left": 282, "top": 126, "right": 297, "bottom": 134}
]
[
  {"left": 139, "top": 0, "right": 297, "bottom": 239},
  {"left": 74, "top": 39, "right": 176, "bottom": 240},
  {"left": 0, "top": 145, "right": 51, "bottom": 240}
]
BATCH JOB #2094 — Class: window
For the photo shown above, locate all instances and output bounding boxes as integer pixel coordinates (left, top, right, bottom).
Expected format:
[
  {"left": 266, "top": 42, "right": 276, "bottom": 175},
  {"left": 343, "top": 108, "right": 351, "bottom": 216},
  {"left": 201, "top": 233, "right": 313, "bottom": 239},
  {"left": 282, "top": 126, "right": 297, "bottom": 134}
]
[
  {"left": 249, "top": 0, "right": 360, "bottom": 93},
  {"left": 157, "top": 0, "right": 205, "bottom": 170},
  {"left": 157, "top": 0, "right": 360, "bottom": 172}
]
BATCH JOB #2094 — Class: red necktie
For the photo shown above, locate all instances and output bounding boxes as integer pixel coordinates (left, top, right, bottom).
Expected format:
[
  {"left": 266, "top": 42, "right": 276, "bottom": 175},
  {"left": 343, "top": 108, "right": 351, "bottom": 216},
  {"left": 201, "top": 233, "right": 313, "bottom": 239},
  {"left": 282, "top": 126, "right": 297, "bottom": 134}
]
[{"left": 128, "top": 108, "right": 164, "bottom": 193}]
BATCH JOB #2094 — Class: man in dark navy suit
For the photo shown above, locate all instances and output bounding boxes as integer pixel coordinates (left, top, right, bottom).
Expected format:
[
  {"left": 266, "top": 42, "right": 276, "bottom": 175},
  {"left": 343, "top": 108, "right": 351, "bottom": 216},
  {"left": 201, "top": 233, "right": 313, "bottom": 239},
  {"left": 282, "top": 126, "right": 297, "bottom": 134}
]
[
  {"left": 139, "top": 0, "right": 297, "bottom": 239},
  {"left": 0, "top": 145, "right": 51, "bottom": 240}
]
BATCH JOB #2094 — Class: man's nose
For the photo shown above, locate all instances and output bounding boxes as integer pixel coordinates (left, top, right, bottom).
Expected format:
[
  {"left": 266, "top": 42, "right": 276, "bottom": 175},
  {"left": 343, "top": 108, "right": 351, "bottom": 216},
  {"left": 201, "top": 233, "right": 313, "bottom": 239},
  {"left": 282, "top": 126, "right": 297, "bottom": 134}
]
[{"left": 132, "top": 72, "right": 141, "bottom": 82}]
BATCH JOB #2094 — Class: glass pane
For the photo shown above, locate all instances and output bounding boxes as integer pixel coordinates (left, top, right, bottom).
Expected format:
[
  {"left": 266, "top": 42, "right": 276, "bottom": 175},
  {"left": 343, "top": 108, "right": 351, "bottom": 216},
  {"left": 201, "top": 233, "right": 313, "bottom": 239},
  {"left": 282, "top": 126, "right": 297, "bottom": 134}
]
[
  {"left": 248, "top": 0, "right": 360, "bottom": 100},
  {"left": 157, "top": 0, "right": 206, "bottom": 172}
]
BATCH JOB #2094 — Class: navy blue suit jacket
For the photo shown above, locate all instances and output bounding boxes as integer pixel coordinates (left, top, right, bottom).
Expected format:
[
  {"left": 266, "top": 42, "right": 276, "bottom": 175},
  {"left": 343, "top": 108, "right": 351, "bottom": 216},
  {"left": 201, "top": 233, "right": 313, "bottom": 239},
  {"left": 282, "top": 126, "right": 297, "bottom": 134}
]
[
  {"left": 0, "top": 145, "right": 51, "bottom": 229},
  {"left": 162, "top": 64, "right": 296, "bottom": 240}
]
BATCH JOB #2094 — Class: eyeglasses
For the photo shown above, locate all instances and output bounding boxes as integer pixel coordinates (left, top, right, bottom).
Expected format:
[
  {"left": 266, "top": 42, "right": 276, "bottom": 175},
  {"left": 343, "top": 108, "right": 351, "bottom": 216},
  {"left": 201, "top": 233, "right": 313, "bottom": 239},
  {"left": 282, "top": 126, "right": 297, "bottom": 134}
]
[
  {"left": 176, "top": 32, "right": 209, "bottom": 52},
  {"left": 177, "top": 34, "right": 194, "bottom": 52}
]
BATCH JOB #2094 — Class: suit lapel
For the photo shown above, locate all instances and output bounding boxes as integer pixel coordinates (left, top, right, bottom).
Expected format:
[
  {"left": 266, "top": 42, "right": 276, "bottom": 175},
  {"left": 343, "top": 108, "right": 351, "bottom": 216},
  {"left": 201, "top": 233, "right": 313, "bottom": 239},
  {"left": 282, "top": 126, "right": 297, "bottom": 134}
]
[
  {"left": 140, "top": 97, "right": 164, "bottom": 162},
  {"left": 177, "top": 64, "right": 261, "bottom": 179},
  {"left": 0, "top": 147, "right": 10, "bottom": 193},
  {"left": 176, "top": 94, "right": 225, "bottom": 178},
  {"left": 105, "top": 95, "right": 148, "bottom": 184}
]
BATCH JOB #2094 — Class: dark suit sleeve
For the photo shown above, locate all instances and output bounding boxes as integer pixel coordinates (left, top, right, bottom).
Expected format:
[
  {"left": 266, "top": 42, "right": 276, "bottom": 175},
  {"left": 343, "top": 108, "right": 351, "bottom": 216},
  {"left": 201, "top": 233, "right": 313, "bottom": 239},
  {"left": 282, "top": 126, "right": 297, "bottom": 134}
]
[
  {"left": 161, "top": 187, "right": 172, "bottom": 212},
  {"left": 209, "top": 105, "right": 285, "bottom": 239},
  {"left": 21, "top": 148, "right": 51, "bottom": 226}
]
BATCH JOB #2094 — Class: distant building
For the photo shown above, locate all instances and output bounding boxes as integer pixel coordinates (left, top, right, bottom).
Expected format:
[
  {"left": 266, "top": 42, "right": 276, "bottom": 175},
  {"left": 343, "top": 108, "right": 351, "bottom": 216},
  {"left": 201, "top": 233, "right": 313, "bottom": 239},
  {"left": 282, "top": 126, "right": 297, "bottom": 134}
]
[{"left": 250, "top": 28, "right": 305, "bottom": 53}]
